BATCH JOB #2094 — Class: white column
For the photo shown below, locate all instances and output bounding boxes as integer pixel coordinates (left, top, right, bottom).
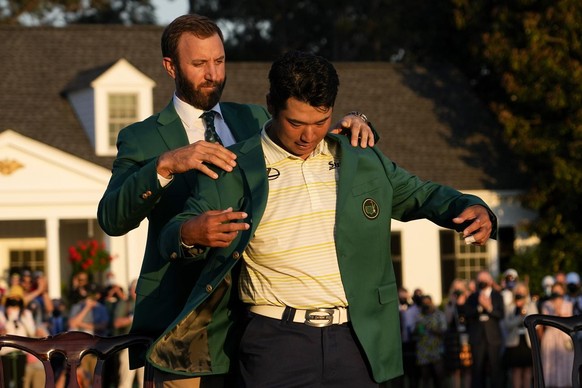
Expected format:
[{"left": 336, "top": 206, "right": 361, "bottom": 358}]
[
  {"left": 400, "top": 221, "right": 443, "bottom": 304},
  {"left": 488, "top": 238, "right": 500, "bottom": 277},
  {"left": 126, "top": 222, "right": 148, "bottom": 284},
  {"left": 45, "top": 217, "right": 61, "bottom": 298},
  {"left": 107, "top": 220, "right": 148, "bottom": 290}
]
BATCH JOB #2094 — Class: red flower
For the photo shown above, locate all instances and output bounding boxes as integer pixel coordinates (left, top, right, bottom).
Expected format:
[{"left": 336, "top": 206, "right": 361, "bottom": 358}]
[{"left": 68, "top": 239, "right": 112, "bottom": 275}]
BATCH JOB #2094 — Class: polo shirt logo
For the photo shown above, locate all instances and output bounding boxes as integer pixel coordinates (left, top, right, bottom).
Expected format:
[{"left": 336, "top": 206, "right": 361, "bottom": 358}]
[
  {"left": 267, "top": 167, "right": 280, "bottom": 180},
  {"left": 362, "top": 198, "right": 379, "bottom": 219},
  {"left": 328, "top": 161, "right": 340, "bottom": 170}
]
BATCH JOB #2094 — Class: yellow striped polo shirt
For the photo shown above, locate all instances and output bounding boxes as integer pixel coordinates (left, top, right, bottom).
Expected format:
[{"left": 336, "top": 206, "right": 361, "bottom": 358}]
[{"left": 239, "top": 127, "right": 348, "bottom": 309}]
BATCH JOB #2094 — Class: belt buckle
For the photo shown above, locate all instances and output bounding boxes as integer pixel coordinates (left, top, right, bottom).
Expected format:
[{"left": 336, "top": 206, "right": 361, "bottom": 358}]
[{"left": 304, "top": 308, "right": 335, "bottom": 327}]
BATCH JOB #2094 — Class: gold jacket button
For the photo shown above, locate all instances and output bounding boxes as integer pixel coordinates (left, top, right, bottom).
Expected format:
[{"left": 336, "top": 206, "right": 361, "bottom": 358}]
[
  {"left": 205, "top": 284, "right": 213, "bottom": 293},
  {"left": 232, "top": 251, "right": 241, "bottom": 260},
  {"left": 141, "top": 190, "right": 152, "bottom": 199},
  {"left": 169, "top": 252, "right": 178, "bottom": 260}
]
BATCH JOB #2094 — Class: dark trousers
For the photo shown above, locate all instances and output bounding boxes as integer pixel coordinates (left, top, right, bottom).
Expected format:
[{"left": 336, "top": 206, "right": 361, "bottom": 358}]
[
  {"left": 238, "top": 314, "right": 380, "bottom": 388},
  {"left": 470, "top": 341, "right": 502, "bottom": 388}
]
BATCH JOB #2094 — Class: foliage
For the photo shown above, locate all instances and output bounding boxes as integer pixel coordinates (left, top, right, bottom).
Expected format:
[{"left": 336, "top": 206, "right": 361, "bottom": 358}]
[
  {"left": 68, "top": 239, "right": 113, "bottom": 275},
  {"left": 189, "top": 0, "right": 456, "bottom": 62},
  {"left": 0, "top": 0, "right": 156, "bottom": 25},
  {"left": 451, "top": 0, "right": 582, "bottom": 273},
  {"left": 507, "top": 246, "right": 549, "bottom": 297}
]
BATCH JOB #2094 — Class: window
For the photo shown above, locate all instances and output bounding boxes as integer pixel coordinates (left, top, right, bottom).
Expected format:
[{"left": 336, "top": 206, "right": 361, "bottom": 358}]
[
  {"left": 440, "top": 230, "right": 489, "bottom": 295},
  {"left": 9, "top": 249, "right": 45, "bottom": 273},
  {"left": 108, "top": 93, "right": 138, "bottom": 147}
]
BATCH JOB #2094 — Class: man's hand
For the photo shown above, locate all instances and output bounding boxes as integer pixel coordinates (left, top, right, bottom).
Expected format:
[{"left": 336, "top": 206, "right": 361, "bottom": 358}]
[
  {"left": 157, "top": 141, "right": 237, "bottom": 179},
  {"left": 453, "top": 205, "right": 494, "bottom": 246},
  {"left": 181, "top": 208, "right": 250, "bottom": 248},
  {"left": 330, "top": 114, "right": 375, "bottom": 148},
  {"left": 478, "top": 293, "right": 493, "bottom": 312}
]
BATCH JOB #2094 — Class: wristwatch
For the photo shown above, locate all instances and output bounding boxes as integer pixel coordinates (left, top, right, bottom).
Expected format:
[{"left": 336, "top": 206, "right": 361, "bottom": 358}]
[
  {"left": 347, "top": 111, "right": 370, "bottom": 124},
  {"left": 180, "top": 239, "right": 205, "bottom": 255}
]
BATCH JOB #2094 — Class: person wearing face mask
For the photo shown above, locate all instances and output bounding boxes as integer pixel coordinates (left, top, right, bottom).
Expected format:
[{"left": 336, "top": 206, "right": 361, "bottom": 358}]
[
  {"left": 501, "top": 282, "right": 538, "bottom": 388},
  {"left": 444, "top": 279, "right": 472, "bottom": 388},
  {"left": 537, "top": 275, "right": 555, "bottom": 312},
  {"left": 564, "top": 271, "right": 582, "bottom": 315},
  {"left": 396, "top": 288, "right": 424, "bottom": 388},
  {"left": 414, "top": 295, "right": 447, "bottom": 388},
  {"left": 501, "top": 268, "right": 518, "bottom": 313},
  {"left": 539, "top": 282, "right": 574, "bottom": 388},
  {"left": 0, "top": 293, "right": 40, "bottom": 388},
  {"left": 465, "top": 270, "right": 504, "bottom": 388}
]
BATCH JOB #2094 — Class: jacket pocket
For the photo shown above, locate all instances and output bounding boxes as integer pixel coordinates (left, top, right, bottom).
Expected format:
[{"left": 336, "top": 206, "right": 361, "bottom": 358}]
[
  {"left": 352, "top": 178, "right": 381, "bottom": 197},
  {"left": 378, "top": 282, "right": 397, "bottom": 305}
]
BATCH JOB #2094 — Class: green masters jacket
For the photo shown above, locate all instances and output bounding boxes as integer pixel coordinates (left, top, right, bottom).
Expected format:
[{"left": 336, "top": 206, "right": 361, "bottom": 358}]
[
  {"left": 97, "top": 101, "right": 270, "bottom": 367},
  {"left": 154, "top": 132, "right": 498, "bottom": 383}
]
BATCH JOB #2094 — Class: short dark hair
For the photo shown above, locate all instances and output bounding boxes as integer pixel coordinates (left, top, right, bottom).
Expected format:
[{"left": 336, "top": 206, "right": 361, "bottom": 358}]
[
  {"left": 161, "top": 14, "right": 224, "bottom": 61},
  {"left": 268, "top": 50, "right": 339, "bottom": 116}
]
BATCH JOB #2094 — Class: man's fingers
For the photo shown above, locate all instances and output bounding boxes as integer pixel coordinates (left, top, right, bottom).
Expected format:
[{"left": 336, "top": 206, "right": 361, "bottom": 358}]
[
  {"left": 185, "top": 141, "right": 237, "bottom": 173},
  {"left": 358, "top": 127, "right": 370, "bottom": 148},
  {"left": 217, "top": 210, "right": 248, "bottom": 222},
  {"left": 452, "top": 206, "right": 493, "bottom": 245},
  {"left": 329, "top": 117, "right": 375, "bottom": 148}
]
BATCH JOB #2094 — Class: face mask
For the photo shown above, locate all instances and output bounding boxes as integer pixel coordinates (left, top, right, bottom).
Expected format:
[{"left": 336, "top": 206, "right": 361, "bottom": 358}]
[
  {"left": 7, "top": 308, "right": 19, "bottom": 321},
  {"left": 399, "top": 298, "right": 408, "bottom": 305},
  {"left": 544, "top": 286, "right": 552, "bottom": 296},
  {"left": 567, "top": 283, "right": 579, "bottom": 294},
  {"left": 505, "top": 280, "right": 516, "bottom": 290},
  {"left": 421, "top": 305, "right": 431, "bottom": 314},
  {"left": 412, "top": 295, "right": 423, "bottom": 306},
  {"left": 478, "top": 281, "right": 488, "bottom": 290}
]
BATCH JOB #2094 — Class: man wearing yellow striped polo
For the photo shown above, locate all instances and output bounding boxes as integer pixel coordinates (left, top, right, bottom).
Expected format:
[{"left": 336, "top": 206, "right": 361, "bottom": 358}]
[{"left": 155, "top": 50, "right": 496, "bottom": 387}]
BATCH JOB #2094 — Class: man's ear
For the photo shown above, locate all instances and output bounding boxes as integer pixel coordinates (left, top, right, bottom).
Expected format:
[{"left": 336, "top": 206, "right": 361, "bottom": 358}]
[{"left": 162, "top": 57, "right": 176, "bottom": 79}]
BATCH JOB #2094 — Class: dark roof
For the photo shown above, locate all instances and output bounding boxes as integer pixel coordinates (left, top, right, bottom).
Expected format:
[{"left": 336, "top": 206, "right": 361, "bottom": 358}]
[{"left": 0, "top": 25, "right": 523, "bottom": 190}]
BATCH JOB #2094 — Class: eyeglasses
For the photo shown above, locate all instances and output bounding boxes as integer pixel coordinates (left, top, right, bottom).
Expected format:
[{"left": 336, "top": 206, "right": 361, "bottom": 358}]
[{"left": 514, "top": 294, "right": 526, "bottom": 300}]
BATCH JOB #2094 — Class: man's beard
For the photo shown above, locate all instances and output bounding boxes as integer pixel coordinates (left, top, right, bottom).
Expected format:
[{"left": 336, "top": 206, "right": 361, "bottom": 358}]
[{"left": 175, "top": 66, "right": 226, "bottom": 111}]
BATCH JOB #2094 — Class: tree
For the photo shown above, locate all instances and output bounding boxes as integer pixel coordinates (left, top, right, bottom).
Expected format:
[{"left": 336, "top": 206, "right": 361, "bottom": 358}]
[
  {"left": 189, "top": 0, "right": 456, "bottom": 62},
  {"left": 0, "top": 0, "right": 156, "bottom": 25},
  {"left": 452, "top": 0, "right": 582, "bottom": 273}
]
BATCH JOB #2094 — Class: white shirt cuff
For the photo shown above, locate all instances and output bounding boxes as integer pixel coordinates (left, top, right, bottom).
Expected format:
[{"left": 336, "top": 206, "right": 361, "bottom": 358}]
[{"left": 157, "top": 173, "right": 173, "bottom": 187}]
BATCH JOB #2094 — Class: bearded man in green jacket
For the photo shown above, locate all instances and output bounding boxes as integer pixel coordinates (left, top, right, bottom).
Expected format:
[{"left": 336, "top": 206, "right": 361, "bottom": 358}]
[{"left": 98, "top": 14, "right": 375, "bottom": 387}]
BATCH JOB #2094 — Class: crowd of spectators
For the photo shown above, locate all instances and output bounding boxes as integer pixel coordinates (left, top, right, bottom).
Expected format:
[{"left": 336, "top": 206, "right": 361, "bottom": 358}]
[
  {"left": 1, "top": 266, "right": 580, "bottom": 387},
  {"left": 0, "top": 268, "right": 139, "bottom": 388},
  {"left": 395, "top": 269, "right": 581, "bottom": 388}
]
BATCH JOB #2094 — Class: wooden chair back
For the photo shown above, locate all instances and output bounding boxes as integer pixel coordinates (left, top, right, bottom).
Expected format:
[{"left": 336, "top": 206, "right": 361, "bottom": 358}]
[
  {"left": 524, "top": 313, "right": 582, "bottom": 388},
  {"left": 0, "top": 331, "right": 153, "bottom": 388}
]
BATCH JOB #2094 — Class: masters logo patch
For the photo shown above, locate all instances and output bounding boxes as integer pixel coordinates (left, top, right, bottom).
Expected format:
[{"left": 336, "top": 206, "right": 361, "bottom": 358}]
[{"left": 362, "top": 198, "right": 379, "bottom": 220}]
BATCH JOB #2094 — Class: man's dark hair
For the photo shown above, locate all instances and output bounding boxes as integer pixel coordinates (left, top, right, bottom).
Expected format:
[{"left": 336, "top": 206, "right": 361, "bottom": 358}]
[
  {"left": 161, "top": 14, "right": 224, "bottom": 62},
  {"left": 268, "top": 50, "right": 339, "bottom": 116}
]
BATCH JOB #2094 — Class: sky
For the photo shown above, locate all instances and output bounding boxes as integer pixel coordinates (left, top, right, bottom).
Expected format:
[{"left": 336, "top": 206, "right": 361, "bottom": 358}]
[{"left": 152, "top": 0, "right": 189, "bottom": 25}]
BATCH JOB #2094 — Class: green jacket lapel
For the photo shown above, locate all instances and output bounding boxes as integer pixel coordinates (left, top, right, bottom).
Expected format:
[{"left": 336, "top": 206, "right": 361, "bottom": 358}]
[
  {"left": 155, "top": 101, "right": 197, "bottom": 190},
  {"left": 331, "top": 134, "right": 359, "bottom": 214},
  {"left": 156, "top": 101, "right": 189, "bottom": 151},
  {"left": 235, "top": 134, "right": 269, "bottom": 235},
  {"left": 220, "top": 102, "right": 262, "bottom": 142}
]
